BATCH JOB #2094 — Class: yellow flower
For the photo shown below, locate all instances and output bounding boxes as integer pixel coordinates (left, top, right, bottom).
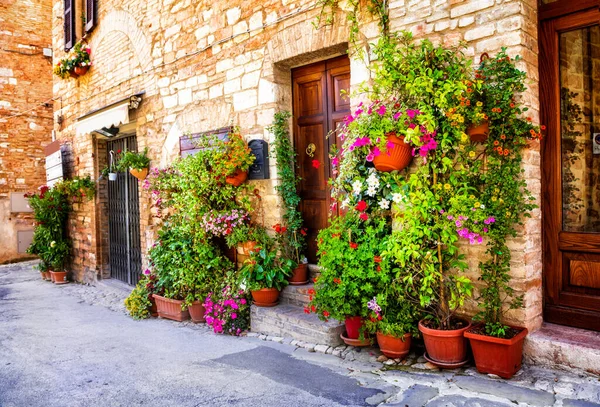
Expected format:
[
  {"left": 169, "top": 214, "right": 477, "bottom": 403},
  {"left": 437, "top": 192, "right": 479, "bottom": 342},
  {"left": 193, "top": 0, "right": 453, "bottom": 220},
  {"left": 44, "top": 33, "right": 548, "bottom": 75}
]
[
  {"left": 458, "top": 116, "right": 465, "bottom": 123},
  {"left": 444, "top": 183, "right": 451, "bottom": 190},
  {"left": 469, "top": 151, "right": 476, "bottom": 158},
  {"left": 506, "top": 211, "right": 511, "bottom": 217},
  {"left": 469, "top": 195, "right": 475, "bottom": 200},
  {"left": 474, "top": 202, "right": 481, "bottom": 208},
  {"left": 476, "top": 101, "right": 483, "bottom": 107},
  {"left": 491, "top": 197, "right": 497, "bottom": 202},
  {"left": 494, "top": 188, "right": 499, "bottom": 193},
  {"left": 499, "top": 198, "right": 504, "bottom": 203},
  {"left": 460, "top": 133, "right": 468, "bottom": 143}
]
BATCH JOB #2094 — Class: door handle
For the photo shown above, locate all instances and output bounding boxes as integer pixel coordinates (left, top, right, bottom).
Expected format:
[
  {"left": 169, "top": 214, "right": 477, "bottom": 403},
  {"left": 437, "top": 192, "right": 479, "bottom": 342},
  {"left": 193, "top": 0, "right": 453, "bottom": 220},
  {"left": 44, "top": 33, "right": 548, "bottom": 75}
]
[{"left": 306, "top": 143, "right": 316, "bottom": 157}]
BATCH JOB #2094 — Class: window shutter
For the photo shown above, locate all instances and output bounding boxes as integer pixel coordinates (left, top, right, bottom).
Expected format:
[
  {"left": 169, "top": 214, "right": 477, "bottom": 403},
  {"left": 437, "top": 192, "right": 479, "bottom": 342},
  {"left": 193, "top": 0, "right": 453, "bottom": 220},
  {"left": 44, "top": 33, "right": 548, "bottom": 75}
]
[
  {"left": 63, "top": 0, "right": 75, "bottom": 51},
  {"left": 85, "top": 0, "right": 96, "bottom": 33}
]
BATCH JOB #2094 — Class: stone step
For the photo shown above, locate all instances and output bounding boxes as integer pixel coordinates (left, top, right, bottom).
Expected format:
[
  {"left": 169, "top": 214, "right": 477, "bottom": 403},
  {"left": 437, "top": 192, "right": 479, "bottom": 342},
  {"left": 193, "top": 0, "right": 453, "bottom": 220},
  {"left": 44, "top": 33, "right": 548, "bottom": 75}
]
[
  {"left": 251, "top": 303, "right": 345, "bottom": 347},
  {"left": 280, "top": 283, "right": 314, "bottom": 307}
]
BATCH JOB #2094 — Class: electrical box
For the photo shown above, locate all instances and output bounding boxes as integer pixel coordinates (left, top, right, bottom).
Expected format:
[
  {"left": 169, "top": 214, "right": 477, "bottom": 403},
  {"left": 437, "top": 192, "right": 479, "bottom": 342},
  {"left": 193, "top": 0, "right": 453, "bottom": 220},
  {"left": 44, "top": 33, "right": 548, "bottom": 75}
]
[
  {"left": 10, "top": 193, "right": 33, "bottom": 213},
  {"left": 248, "top": 140, "right": 269, "bottom": 180},
  {"left": 17, "top": 230, "right": 34, "bottom": 253}
]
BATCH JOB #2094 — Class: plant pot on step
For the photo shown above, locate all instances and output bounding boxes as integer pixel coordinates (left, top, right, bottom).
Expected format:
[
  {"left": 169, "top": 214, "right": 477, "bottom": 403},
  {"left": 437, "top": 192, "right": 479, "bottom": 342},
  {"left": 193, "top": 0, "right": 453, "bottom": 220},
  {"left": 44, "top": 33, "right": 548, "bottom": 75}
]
[
  {"left": 188, "top": 301, "right": 206, "bottom": 323},
  {"left": 51, "top": 270, "right": 68, "bottom": 285},
  {"left": 250, "top": 287, "right": 280, "bottom": 307},
  {"left": 418, "top": 319, "right": 471, "bottom": 367},
  {"left": 49, "top": 270, "right": 55, "bottom": 283},
  {"left": 465, "top": 325, "right": 528, "bottom": 379},
  {"left": 373, "top": 133, "right": 413, "bottom": 172},
  {"left": 467, "top": 121, "right": 489, "bottom": 143},
  {"left": 226, "top": 169, "right": 248, "bottom": 187},
  {"left": 345, "top": 316, "right": 365, "bottom": 340},
  {"left": 289, "top": 263, "right": 308, "bottom": 285},
  {"left": 130, "top": 168, "right": 149, "bottom": 181},
  {"left": 73, "top": 66, "right": 89, "bottom": 76},
  {"left": 108, "top": 172, "right": 118, "bottom": 181},
  {"left": 153, "top": 294, "right": 190, "bottom": 321},
  {"left": 149, "top": 295, "right": 158, "bottom": 317},
  {"left": 377, "top": 332, "right": 412, "bottom": 359}
]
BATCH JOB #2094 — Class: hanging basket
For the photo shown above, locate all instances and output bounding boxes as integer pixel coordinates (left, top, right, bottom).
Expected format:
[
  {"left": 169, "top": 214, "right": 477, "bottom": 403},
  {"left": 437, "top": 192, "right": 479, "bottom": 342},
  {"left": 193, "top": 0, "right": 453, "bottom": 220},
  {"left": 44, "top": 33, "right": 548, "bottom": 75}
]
[
  {"left": 373, "top": 133, "right": 413, "bottom": 172},
  {"left": 73, "top": 66, "right": 89, "bottom": 76},
  {"left": 225, "top": 169, "right": 248, "bottom": 187},
  {"left": 467, "top": 121, "right": 490, "bottom": 143},
  {"left": 108, "top": 173, "right": 118, "bottom": 181},
  {"left": 130, "top": 168, "right": 149, "bottom": 181}
]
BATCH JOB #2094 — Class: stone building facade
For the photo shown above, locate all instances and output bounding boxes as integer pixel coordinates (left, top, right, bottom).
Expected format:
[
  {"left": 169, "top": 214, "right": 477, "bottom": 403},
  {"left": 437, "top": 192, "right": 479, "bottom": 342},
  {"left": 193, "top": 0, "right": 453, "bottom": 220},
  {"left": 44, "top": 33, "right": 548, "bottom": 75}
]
[
  {"left": 51, "top": 0, "right": 600, "bottom": 371},
  {"left": 0, "top": 0, "right": 53, "bottom": 264}
]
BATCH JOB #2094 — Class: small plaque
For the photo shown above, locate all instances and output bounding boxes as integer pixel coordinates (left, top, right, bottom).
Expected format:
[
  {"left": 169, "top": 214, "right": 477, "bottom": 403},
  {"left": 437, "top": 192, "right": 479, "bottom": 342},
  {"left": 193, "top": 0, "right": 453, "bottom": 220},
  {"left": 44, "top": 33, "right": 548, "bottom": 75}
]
[{"left": 248, "top": 140, "right": 269, "bottom": 180}]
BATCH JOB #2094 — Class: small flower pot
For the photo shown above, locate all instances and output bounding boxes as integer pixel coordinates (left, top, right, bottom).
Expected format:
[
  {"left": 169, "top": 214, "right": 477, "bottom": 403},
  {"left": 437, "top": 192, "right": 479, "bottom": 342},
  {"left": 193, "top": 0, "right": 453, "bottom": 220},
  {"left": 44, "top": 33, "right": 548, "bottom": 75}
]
[
  {"left": 40, "top": 271, "right": 50, "bottom": 281},
  {"left": 250, "top": 288, "right": 280, "bottom": 307},
  {"left": 69, "top": 70, "right": 79, "bottom": 79},
  {"left": 51, "top": 271, "right": 68, "bottom": 285},
  {"left": 465, "top": 325, "right": 528, "bottom": 379},
  {"left": 373, "top": 133, "right": 413, "bottom": 172},
  {"left": 418, "top": 319, "right": 471, "bottom": 366},
  {"left": 288, "top": 263, "right": 309, "bottom": 285},
  {"left": 108, "top": 172, "right": 118, "bottom": 181},
  {"left": 345, "top": 316, "right": 365, "bottom": 340},
  {"left": 467, "top": 121, "right": 489, "bottom": 143},
  {"left": 188, "top": 301, "right": 206, "bottom": 323},
  {"left": 377, "top": 332, "right": 412, "bottom": 359},
  {"left": 153, "top": 294, "right": 190, "bottom": 321},
  {"left": 225, "top": 169, "right": 248, "bottom": 187},
  {"left": 73, "top": 66, "right": 89, "bottom": 76},
  {"left": 129, "top": 168, "right": 149, "bottom": 181},
  {"left": 341, "top": 331, "right": 372, "bottom": 347}
]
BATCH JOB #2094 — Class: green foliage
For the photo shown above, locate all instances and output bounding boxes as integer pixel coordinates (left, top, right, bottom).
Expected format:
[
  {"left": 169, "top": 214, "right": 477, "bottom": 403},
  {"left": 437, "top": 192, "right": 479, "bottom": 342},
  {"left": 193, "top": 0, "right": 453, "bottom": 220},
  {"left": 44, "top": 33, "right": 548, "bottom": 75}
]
[
  {"left": 53, "top": 42, "right": 91, "bottom": 79},
  {"left": 54, "top": 175, "right": 96, "bottom": 201},
  {"left": 119, "top": 147, "right": 150, "bottom": 171},
  {"left": 363, "top": 285, "right": 420, "bottom": 338},
  {"left": 224, "top": 223, "right": 272, "bottom": 249},
  {"left": 239, "top": 247, "right": 294, "bottom": 291},
  {"left": 268, "top": 111, "right": 306, "bottom": 264},
  {"left": 125, "top": 277, "right": 153, "bottom": 320}
]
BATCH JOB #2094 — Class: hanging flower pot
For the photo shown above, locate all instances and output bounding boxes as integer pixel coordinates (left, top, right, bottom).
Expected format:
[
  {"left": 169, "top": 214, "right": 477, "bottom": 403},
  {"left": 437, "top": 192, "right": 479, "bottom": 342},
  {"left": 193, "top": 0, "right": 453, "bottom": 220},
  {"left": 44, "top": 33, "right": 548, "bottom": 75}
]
[
  {"left": 188, "top": 300, "right": 206, "bottom": 323},
  {"left": 73, "top": 65, "right": 89, "bottom": 76},
  {"left": 69, "top": 70, "right": 79, "bottom": 79},
  {"left": 153, "top": 294, "right": 190, "bottom": 321},
  {"left": 108, "top": 173, "right": 118, "bottom": 181},
  {"left": 373, "top": 133, "right": 413, "bottom": 172},
  {"left": 250, "top": 287, "right": 280, "bottom": 307},
  {"left": 129, "top": 168, "right": 148, "bottom": 181},
  {"left": 419, "top": 319, "right": 471, "bottom": 367},
  {"left": 288, "top": 263, "right": 308, "bottom": 285},
  {"left": 467, "top": 121, "right": 489, "bottom": 143},
  {"left": 51, "top": 270, "right": 68, "bottom": 285},
  {"left": 225, "top": 169, "right": 248, "bottom": 187},
  {"left": 377, "top": 332, "right": 412, "bottom": 359},
  {"left": 465, "top": 325, "right": 528, "bottom": 379}
]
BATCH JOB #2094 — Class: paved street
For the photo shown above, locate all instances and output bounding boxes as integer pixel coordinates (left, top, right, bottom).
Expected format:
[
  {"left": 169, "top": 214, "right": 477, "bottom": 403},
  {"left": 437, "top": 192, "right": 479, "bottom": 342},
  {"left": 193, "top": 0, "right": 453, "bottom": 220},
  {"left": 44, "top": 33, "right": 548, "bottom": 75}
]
[{"left": 1, "top": 261, "right": 600, "bottom": 407}]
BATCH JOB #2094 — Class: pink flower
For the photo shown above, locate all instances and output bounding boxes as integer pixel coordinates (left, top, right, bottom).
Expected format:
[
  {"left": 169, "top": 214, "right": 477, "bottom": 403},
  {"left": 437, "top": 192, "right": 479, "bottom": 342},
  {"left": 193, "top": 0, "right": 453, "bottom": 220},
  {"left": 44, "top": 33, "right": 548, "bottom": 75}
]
[
  {"left": 372, "top": 146, "right": 381, "bottom": 157},
  {"left": 240, "top": 299, "right": 247, "bottom": 305},
  {"left": 331, "top": 156, "right": 339, "bottom": 167},
  {"left": 406, "top": 109, "right": 421, "bottom": 119},
  {"left": 366, "top": 152, "right": 375, "bottom": 162},
  {"left": 231, "top": 313, "right": 237, "bottom": 320},
  {"left": 377, "top": 105, "right": 386, "bottom": 116},
  {"left": 393, "top": 111, "right": 402, "bottom": 120}
]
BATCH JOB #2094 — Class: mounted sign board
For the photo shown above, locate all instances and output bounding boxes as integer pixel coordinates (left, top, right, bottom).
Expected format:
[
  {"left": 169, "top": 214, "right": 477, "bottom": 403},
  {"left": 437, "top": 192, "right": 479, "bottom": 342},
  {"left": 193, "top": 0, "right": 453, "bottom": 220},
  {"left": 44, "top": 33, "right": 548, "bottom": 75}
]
[
  {"left": 10, "top": 192, "right": 33, "bottom": 213},
  {"left": 45, "top": 140, "right": 63, "bottom": 187},
  {"left": 248, "top": 140, "right": 269, "bottom": 180}
]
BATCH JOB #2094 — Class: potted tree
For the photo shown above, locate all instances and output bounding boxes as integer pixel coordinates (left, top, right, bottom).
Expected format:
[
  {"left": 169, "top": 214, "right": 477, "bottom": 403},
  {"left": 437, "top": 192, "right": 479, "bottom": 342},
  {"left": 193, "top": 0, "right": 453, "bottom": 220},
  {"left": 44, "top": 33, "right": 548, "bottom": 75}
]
[
  {"left": 47, "top": 239, "right": 71, "bottom": 285},
  {"left": 119, "top": 147, "right": 151, "bottom": 181}
]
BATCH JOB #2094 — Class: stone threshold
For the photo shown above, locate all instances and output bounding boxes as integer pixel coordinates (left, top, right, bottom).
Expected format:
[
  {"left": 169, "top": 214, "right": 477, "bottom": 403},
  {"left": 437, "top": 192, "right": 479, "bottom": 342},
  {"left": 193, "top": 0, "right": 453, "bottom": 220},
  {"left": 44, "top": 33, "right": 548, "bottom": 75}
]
[{"left": 524, "top": 322, "right": 600, "bottom": 375}]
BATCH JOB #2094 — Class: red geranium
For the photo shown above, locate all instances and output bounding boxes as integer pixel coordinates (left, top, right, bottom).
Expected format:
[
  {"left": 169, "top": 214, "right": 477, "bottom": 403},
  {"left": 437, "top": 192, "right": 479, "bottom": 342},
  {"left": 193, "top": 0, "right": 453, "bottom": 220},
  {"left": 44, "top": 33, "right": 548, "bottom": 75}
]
[
  {"left": 359, "top": 213, "right": 368, "bottom": 221},
  {"left": 300, "top": 228, "right": 307, "bottom": 236},
  {"left": 349, "top": 242, "right": 358, "bottom": 249},
  {"left": 355, "top": 200, "right": 367, "bottom": 212}
]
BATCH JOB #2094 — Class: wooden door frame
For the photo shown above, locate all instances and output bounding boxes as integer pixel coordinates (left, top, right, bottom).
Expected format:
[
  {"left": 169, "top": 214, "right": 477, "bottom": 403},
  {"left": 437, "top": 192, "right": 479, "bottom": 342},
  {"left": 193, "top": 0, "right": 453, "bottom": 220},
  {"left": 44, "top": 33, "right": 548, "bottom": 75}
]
[{"left": 540, "top": 7, "right": 600, "bottom": 329}]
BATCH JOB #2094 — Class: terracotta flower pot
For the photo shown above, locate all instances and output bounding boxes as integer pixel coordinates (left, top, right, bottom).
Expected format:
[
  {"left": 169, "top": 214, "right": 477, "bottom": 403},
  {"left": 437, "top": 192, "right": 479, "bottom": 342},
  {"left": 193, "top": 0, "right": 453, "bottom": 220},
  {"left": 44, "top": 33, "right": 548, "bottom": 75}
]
[
  {"left": 418, "top": 319, "right": 471, "bottom": 365},
  {"left": 239, "top": 240, "right": 258, "bottom": 256},
  {"left": 149, "top": 295, "right": 158, "bottom": 317},
  {"left": 69, "top": 70, "right": 79, "bottom": 79},
  {"left": 251, "top": 288, "right": 280, "bottom": 307},
  {"left": 288, "top": 263, "right": 308, "bottom": 285},
  {"left": 188, "top": 301, "right": 206, "bottom": 323},
  {"left": 129, "top": 168, "right": 149, "bottom": 181},
  {"left": 373, "top": 133, "right": 413, "bottom": 172},
  {"left": 345, "top": 316, "right": 365, "bottom": 340},
  {"left": 73, "top": 66, "right": 89, "bottom": 76},
  {"left": 51, "top": 271, "right": 68, "bottom": 285},
  {"left": 465, "top": 325, "right": 528, "bottom": 379},
  {"left": 226, "top": 169, "right": 248, "bottom": 187},
  {"left": 153, "top": 294, "right": 190, "bottom": 321},
  {"left": 467, "top": 121, "right": 489, "bottom": 143},
  {"left": 49, "top": 271, "right": 55, "bottom": 283},
  {"left": 41, "top": 272, "right": 49, "bottom": 281},
  {"left": 377, "top": 332, "right": 412, "bottom": 359}
]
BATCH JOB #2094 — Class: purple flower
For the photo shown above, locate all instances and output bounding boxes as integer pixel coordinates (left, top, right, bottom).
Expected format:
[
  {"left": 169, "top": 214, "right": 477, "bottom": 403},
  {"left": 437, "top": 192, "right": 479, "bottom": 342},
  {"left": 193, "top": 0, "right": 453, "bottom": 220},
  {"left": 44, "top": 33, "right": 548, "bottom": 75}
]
[
  {"left": 483, "top": 227, "right": 489, "bottom": 233},
  {"left": 439, "top": 209, "right": 445, "bottom": 214},
  {"left": 447, "top": 215, "right": 454, "bottom": 220},
  {"left": 455, "top": 220, "right": 462, "bottom": 227},
  {"left": 484, "top": 217, "right": 496, "bottom": 225}
]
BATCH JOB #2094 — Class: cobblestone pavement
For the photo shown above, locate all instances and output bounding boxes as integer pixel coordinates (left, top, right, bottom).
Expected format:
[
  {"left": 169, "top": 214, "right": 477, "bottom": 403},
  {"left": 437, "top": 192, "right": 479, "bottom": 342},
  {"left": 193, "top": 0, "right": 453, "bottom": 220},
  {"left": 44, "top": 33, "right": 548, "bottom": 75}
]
[{"left": 1, "top": 261, "right": 600, "bottom": 407}]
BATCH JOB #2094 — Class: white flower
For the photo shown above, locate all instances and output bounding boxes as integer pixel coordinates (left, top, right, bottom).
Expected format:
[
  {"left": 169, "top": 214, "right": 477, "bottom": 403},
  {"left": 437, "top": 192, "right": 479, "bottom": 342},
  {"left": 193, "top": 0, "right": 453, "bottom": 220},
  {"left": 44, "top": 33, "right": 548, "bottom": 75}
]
[
  {"left": 366, "top": 186, "right": 377, "bottom": 197},
  {"left": 50, "top": 241, "right": 56, "bottom": 248},
  {"left": 341, "top": 198, "right": 350, "bottom": 209},
  {"left": 352, "top": 180, "right": 362, "bottom": 195},
  {"left": 480, "top": 204, "right": 486, "bottom": 209},
  {"left": 366, "top": 173, "right": 380, "bottom": 189},
  {"left": 392, "top": 193, "right": 403, "bottom": 204},
  {"left": 379, "top": 199, "right": 390, "bottom": 210}
]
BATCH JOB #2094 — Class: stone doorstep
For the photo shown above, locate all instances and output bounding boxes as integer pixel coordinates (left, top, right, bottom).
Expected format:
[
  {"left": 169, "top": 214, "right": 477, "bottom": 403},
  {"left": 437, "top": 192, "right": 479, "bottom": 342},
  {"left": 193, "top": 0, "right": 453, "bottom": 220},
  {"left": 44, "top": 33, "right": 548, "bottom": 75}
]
[
  {"left": 251, "top": 303, "right": 345, "bottom": 347},
  {"left": 280, "top": 283, "right": 313, "bottom": 307},
  {"left": 524, "top": 322, "right": 600, "bottom": 375}
]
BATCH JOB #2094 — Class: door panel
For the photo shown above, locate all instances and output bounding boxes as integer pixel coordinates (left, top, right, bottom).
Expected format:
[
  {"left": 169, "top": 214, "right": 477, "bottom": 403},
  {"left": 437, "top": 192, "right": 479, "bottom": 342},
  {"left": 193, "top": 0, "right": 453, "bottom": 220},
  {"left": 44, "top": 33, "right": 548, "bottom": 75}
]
[
  {"left": 541, "top": 8, "right": 600, "bottom": 330},
  {"left": 292, "top": 56, "right": 350, "bottom": 263}
]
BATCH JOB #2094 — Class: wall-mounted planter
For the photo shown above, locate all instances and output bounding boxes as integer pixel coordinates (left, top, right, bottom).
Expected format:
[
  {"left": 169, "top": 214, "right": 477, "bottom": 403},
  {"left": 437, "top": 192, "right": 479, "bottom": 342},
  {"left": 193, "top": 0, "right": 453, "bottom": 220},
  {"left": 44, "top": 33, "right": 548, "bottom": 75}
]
[
  {"left": 226, "top": 169, "right": 248, "bottom": 187},
  {"left": 73, "top": 66, "right": 89, "bottom": 76},
  {"left": 373, "top": 133, "right": 412, "bottom": 172},
  {"left": 130, "top": 168, "right": 148, "bottom": 181},
  {"left": 467, "top": 121, "right": 489, "bottom": 143}
]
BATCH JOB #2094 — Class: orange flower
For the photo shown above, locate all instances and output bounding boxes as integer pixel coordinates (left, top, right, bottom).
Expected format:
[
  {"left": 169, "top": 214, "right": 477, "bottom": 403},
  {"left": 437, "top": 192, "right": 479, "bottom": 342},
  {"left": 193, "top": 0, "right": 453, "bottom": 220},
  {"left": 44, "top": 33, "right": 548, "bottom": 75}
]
[
  {"left": 527, "top": 117, "right": 532, "bottom": 122},
  {"left": 349, "top": 242, "right": 358, "bottom": 249},
  {"left": 510, "top": 103, "right": 515, "bottom": 108},
  {"left": 493, "top": 140, "right": 499, "bottom": 146},
  {"left": 541, "top": 125, "right": 546, "bottom": 130},
  {"left": 500, "top": 134, "right": 506, "bottom": 140},
  {"left": 373, "top": 256, "right": 382, "bottom": 263},
  {"left": 504, "top": 149, "right": 510, "bottom": 155},
  {"left": 333, "top": 278, "right": 341, "bottom": 284}
]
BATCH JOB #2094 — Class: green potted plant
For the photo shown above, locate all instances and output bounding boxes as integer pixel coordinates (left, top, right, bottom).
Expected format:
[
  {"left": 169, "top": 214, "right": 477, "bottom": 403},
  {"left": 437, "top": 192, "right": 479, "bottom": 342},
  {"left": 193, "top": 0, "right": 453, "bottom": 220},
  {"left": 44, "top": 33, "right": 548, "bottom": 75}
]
[
  {"left": 224, "top": 223, "right": 271, "bottom": 256},
  {"left": 119, "top": 147, "right": 151, "bottom": 181},
  {"left": 46, "top": 239, "right": 71, "bottom": 284},
  {"left": 37, "top": 260, "right": 51, "bottom": 281},
  {"left": 239, "top": 246, "right": 294, "bottom": 306},
  {"left": 53, "top": 42, "right": 91, "bottom": 79},
  {"left": 268, "top": 111, "right": 308, "bottom": 284},
  {"left": 206, "top": 129, "right": 255, "bottom": 187}
]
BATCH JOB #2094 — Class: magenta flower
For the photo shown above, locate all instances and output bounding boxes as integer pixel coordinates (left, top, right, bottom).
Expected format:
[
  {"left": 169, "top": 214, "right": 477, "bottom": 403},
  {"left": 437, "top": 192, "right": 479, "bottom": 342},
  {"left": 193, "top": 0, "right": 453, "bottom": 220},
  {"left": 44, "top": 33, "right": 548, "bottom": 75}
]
[
  {"left": 406, "top": 109, "right": 421, "bottom": 119},
  {"left": 393, "top": 111, "right": 402, "bottom": 120},
  {"left": 377, "top": 105, "right": 386, "bottom": 116},
  {"left": 366, "top": 152, "right": 375, "bottom": 162}
]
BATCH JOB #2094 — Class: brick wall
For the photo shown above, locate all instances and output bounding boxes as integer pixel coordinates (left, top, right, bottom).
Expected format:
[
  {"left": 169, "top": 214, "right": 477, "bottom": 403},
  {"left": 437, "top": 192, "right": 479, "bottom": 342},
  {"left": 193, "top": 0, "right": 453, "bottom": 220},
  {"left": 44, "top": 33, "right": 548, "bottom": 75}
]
[
  {"left": 0, "top": 0, "right": 53, "bottom": 264},
  {"left": 52, "top": 0, "right": 542, "bottom": 330}
]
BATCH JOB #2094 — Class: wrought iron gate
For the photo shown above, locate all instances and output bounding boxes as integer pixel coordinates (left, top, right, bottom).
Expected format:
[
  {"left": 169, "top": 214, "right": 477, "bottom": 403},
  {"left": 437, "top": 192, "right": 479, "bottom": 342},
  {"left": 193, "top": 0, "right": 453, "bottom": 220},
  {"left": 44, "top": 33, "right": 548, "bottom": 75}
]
[{"left": 107, "top": 136, "right": 142, "bottom": 285}]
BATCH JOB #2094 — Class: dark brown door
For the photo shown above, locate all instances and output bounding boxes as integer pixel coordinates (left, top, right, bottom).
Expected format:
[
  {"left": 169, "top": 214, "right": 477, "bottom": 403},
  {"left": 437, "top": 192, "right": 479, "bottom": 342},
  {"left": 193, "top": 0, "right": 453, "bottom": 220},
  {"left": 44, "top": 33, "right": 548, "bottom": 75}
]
[
  {"left": 292, "top": 56, "right": 350, "bottom": 263},
  {"left": 540, "top": 7, "right": 600, "bottom": 330}
]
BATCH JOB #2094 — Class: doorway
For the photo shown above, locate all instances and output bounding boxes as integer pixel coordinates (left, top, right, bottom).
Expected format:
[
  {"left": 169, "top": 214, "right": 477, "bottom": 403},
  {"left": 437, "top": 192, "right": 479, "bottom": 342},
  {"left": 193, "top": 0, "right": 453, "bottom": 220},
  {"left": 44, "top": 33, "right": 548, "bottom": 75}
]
[
  {"left": 106, "top": 135, "right": 142, "bottom": 285},
  {"left": 292, "top": 56, "right": 350, "bottom": 263},
  {"left": 540, "top": 7, "right": 600, "bottom": 330}
]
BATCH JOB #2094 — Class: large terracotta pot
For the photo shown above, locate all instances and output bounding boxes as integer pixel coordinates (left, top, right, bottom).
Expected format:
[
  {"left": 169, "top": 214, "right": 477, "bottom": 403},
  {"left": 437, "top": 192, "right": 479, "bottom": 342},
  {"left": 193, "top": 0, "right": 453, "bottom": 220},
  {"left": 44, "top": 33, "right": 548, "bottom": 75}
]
[
  {"left": 188, "top": 301, "right": 206, "bottom": 323},
  {"left": 129, "top": 168, "right": 149, "bottom": 181},
  {"left": 373, "top": 133, "right": 413, "bottom": 172},
  {"left": 49, "top": 270, "right": 56, "bottom": 283},
  {"left": 73, "top": 66, "right": 89, "bottom": 76},
  {"left": 51, "top": 271, "right": 68, "bottom": 285},
  {"left": 251, "top": 288, "right": 280, "bottom": 307},
  {"left": 153, "top": 294, "right": 190, "bottom": 321},
  {"left": 467, "top": 121, "right": 489, "bottom": 143},
  {"left": 377, "top": 332, "right": 412, "bottom": 359},
  {"left": 465, "top": 325, "right": 528, "bottom": 379},
  {"left": 226, "top": 169, "right": 248, "bottom": 187},
  {"left": 345, "top": 316, "right": 365, "bottom": 340},
  {"left": 289, "top": 263, "right": 308, "bottom": 285},
  {"left": 418, "top": 319, "right": 471, "bottom": 365}
]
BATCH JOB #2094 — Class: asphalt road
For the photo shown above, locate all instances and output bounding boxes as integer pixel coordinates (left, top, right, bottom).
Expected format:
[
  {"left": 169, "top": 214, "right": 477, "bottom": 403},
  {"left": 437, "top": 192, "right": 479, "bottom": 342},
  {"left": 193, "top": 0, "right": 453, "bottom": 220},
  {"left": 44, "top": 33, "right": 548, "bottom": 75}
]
[{"left": 0, "top": 262, "right": 381, "bottom": 407}]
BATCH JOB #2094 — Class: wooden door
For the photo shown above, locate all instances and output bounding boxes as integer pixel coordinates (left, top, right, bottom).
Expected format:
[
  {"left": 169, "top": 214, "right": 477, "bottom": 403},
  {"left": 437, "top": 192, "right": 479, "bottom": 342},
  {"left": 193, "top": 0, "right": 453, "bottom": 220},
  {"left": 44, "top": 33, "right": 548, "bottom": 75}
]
[
  {"left": 540, "top": 7, "right": 600, "bottom": 330},
  {"left": 292, "top": 56, "right": 350, "bottom": 263}
]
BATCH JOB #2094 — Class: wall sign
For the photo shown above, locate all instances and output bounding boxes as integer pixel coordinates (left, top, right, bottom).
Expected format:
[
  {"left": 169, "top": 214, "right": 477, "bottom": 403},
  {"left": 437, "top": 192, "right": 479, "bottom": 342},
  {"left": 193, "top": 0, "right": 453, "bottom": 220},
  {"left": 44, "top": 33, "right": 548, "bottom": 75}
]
[
  {"left": 248, "top": 140, "right": 269, "bottom": 180},
  {"left": 45, "top": 140, "right": 63, "bottom": 187}
]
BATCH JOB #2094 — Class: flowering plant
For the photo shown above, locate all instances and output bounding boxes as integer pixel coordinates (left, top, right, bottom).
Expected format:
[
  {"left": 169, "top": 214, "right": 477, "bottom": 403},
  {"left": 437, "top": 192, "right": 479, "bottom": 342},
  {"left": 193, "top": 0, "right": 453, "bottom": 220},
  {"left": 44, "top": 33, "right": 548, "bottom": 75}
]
[
  {"left": 204, "top": 280, "right": 251, "bottom": 336},
  {"left": 224, "top": 223, "right": 271, "bottom": 249},
  {"left": 200, "top": 209, "right": 250, "bottom": 238},
  {"left": 124, "top": 272, "right": 158, "bottom": 320},
  {"left": 119, "top": 147, "right": 150, "bottom": 171},
  {"left": 239, "top": 247, "right": 294, "bottom": 291},
  {"left": 53, "top": 42, "right": 91, "bottom": 79},
  {"left": 363, "top": 289, "right": 419, "bottom": 338},
  {"left": 207, "top": 129, "right": 255, "bottom": 177}
]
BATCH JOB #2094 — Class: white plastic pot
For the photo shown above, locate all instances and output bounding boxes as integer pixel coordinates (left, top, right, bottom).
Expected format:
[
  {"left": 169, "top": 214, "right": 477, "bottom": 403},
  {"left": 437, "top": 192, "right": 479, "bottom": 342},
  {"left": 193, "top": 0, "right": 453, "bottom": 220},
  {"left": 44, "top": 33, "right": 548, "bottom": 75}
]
[{"left": 108, "top": 172, "right": 117, "bottom": 181}]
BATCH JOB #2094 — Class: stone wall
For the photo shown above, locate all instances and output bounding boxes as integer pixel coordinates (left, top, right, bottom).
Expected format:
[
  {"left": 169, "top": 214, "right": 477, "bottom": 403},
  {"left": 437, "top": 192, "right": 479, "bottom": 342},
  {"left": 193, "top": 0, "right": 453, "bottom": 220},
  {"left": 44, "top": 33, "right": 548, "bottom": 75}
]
[
  {"left": 52, "top": 0, "right": 542, "bottom": 330},
  {"left": 0, "top": 0, "right": 53, "bottom": 264}
]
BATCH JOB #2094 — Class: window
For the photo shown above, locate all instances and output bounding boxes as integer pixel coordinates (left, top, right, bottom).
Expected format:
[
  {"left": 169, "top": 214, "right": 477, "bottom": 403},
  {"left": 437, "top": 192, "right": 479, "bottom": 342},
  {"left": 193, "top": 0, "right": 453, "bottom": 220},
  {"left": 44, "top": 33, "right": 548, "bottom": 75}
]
[{"left": 64, "top": 0, "right": 96, "bottom": 51}]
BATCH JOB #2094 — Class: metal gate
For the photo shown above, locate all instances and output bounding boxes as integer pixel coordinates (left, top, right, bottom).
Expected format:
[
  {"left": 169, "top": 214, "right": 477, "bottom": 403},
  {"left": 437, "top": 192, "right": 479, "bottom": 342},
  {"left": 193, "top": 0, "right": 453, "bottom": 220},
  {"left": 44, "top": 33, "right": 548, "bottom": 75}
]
[{"left": 107, "top": 136, "right": 142, "bottom": 285}]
